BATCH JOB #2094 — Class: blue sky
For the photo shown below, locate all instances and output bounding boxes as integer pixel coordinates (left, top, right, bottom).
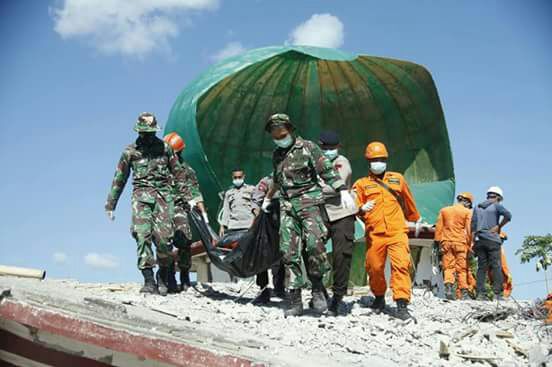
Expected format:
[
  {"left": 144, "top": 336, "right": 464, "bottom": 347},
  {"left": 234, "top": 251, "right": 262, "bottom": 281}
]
[{"left": 0, "top": 1, "right": 550, "bottom": 299}]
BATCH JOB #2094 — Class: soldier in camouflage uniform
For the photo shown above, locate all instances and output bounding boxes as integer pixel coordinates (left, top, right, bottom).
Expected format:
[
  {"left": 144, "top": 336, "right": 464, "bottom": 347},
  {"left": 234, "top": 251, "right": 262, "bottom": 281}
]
[
  {"left": 105, "top": 113, "right": 187, "bottom": 296},
  {"left": 262, "top": 114, "right": 357, "bottom": 316},
  {"left": 164, "top": 132, "right": 207, "bottom": 292}
]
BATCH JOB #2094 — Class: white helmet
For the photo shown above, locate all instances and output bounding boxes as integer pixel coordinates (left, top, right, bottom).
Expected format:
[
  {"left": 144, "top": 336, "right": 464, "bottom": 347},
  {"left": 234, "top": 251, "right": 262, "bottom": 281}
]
[{"left": 487, "top": 186, "right": 503, "bottom": 198}]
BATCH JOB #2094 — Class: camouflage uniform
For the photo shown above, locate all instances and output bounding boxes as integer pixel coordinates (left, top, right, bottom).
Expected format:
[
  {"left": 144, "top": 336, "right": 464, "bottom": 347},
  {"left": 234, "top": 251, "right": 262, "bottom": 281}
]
[
  {"left": 105, "top": 136, "right": 185, "bottom": 270},
  {"left": 171, "top": 155, "right": 203, "bottom": 272},
  {"left": 273, "top": 137, "right": 345, "bottom": 289}
]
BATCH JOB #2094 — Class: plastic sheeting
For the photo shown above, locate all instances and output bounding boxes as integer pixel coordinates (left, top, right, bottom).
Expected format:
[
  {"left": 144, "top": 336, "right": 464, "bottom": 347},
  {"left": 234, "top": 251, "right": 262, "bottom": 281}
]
[
  {"left": 188, "top": 206, "right": 282, "bottom": 278},
  {"left": 166, "top": 46, "right": 455, "bottom": 224}
]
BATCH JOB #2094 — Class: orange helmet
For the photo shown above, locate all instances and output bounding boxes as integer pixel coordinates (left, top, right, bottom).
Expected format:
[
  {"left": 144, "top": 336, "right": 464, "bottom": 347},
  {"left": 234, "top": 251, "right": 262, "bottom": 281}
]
[
  {"left": 164, "top": 132, "right": 185, "bottom": 153},
  {"left": 457, "top": 192, "right": 474, "bottom": 204},
  {"left": 365, "top": 141, "right": 389, "bottom": 160}
]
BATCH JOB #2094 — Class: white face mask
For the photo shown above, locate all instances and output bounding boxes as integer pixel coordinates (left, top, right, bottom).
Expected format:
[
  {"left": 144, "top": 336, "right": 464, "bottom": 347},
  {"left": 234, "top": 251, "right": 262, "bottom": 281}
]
[
  {"left": 273, "top": 134, "right": 293, "bottom": 148},
  {"left": 232, "top": 178, "right": 244, "bottom": 187},
  {"left": 323, "top": 149, "right": 338, "bottom": 160},
  {"left": 370, "top": 161, "right": 387, "bottom": 175}
]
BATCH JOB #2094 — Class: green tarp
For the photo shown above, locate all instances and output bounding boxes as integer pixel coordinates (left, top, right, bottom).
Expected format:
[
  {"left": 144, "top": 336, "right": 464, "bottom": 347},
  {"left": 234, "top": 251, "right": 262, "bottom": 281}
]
[{"left": 165, "top": 46, "right": 455, "bottom": 225}]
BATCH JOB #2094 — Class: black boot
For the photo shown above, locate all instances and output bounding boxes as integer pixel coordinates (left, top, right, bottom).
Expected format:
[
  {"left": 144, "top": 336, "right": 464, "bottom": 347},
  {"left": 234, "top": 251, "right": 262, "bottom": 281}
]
[
  {"left": 444, "top": 283, "right": 455, "bottom": 300},
  {"left": 327, "top": 294, "right": 343, "bottom": 317},
  {"left": 370, "top": 295, "right": 386, "bottom": 313},
  {"left": 273, "top": 286, "right": 287, "bottom": 299},
  {"left": 284, "top": 289, "right": 303, "bottom": 317},
  {"left": 310, "top": 277, "right": 328, "bottom": 314},
  {"left": 167, "top": 268, "right": 178, "bottom": 294},
  {"left": 179, "top": 270, "right": 191, "bottom": 292},
  {"left": 253, "top": 288, "right": 271, "bottom": 305},
  {"left": 395, "top": 299, "right": 412, "bottom": 320},
  {"left": 156, "top": 267, "right": 169, "bottom": 296},
  {"left": 139, "top": 268, "right": 158, "bottom": 294}
]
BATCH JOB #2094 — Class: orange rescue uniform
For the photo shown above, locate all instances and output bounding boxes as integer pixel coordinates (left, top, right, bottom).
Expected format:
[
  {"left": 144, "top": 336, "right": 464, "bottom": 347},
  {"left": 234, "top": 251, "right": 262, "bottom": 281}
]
[
  {"left": 353, "top": 172, "right": 420, "bottom": 301},
  {"left": 500, "top": 249, "right": 513, "bottom": 297},
  {"left": 435, "top": 204, "right": 472, "bottom": 290}
]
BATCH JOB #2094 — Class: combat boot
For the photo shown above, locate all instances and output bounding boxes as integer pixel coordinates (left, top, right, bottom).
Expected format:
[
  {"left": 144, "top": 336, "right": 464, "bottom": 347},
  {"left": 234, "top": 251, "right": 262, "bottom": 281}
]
[
  {"left": 253, "top": 288, "right": 271, "bottom": 305},
  {"left": 156, "top": 267, "right": 169, "bottom": 296},
  {"left": 444, "top": 283, "right": 455, "bottom": 300},
  {"left": 167, "top": 268, "right": 179, "bottom": 294},
  {"left": 460, "top": 289, "right": 470, "bottom": 300},
  {"left": 327, "top": 294, "right": 343, "bottom": 317},
  {"left": 370, "top": 295, "right": 386, "bottom": 313},
  {"left": 139, "top": 268, "right": 158, "bottom": 294},
  {"left": 179, "top": 270, "right": 191, "bottom": 292},
  {"left": 284, "top": 289, "right": 303, "bottom": 317},
  {"left": 395, "top": 299, "right": 412, "bottom": 320},
  {"left": 311, "top": 290, "right": 328, "bottom": 313},
  {"left": 273, "top": 286, "right": 287, "bottom": 299},
  {"left": 310, "top": 277, "right": 328, "bottom": 314}
]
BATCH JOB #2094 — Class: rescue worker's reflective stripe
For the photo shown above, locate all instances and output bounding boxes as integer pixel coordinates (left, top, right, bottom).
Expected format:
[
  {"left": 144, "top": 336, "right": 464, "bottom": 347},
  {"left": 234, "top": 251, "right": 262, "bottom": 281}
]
[{"left": 353, "top": 172, "right": 420, "bottom": 237}]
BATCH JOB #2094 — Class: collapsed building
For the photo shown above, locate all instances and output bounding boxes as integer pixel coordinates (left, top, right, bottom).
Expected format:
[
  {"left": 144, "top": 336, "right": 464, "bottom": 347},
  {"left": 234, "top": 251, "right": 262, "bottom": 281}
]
[{"left": 2, "top": 46, "right": 548, "bottom": 366}]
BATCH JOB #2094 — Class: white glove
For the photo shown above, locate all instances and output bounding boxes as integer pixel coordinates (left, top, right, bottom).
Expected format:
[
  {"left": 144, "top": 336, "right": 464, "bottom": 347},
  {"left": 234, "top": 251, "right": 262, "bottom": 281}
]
[
  {"left": 361, "top": 200, "right": 375, "bottom": 212},
  {"left": 415, "top": 218, "right": 423, "bottom": 238},
  {"left": 202, "top": 212, "right": 210, "bottom": 224},
  {"left": 106, "top": 210, "right": 115, "bottom": 221},
  {"left": 261, "top": 198, "right": 271, "bottom": 213},
  {"left": 340, "top": 190, "right": 356, "bottom": 210},
  {"left": 188, "top": 199, "right": 197, "bottom": 208}
]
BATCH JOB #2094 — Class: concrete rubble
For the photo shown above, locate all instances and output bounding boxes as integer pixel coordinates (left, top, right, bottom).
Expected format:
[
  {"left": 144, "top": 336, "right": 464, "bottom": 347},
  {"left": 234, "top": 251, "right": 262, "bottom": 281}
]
[{"left": 0, "top": 276, "right": 550, "bottom": 366}]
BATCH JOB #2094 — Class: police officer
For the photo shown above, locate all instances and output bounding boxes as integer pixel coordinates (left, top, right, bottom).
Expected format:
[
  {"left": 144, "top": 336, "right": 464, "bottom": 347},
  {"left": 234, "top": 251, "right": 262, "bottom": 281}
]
[
  {"left": 218, "top": 169, "right": 256, "bottom": 236},
  {"left": 318, "top": 131, "right": 358, "bottom": 316}
]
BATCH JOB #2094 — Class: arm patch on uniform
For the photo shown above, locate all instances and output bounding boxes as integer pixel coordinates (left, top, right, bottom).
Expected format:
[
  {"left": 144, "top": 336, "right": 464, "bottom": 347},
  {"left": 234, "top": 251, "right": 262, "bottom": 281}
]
[{"left": 388, "top": 178, "right": 401, "bottom": 185}]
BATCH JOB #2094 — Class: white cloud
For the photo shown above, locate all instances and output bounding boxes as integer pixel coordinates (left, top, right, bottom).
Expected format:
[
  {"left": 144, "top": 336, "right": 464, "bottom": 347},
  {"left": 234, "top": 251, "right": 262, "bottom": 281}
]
[
  {"left": 84, "top": 253, "right": 119, "bottom": 269},
  {"left": 288, "top": 13, "right": 344, "bottom": 48},
  {"left": 53, "top": 252, "right": 68, "bottom": 264},
  {"left": 51, "top": 0, "right": 219, "bottom": 58},
  {"left": 211, "top": 41, "right": 246, "bottom": 62}
]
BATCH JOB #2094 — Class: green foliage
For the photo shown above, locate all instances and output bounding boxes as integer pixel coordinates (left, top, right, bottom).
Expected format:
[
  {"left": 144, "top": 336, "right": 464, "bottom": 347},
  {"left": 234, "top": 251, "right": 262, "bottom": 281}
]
[{"left": 516, "top": 234, "right": 552, "bottom": 272}]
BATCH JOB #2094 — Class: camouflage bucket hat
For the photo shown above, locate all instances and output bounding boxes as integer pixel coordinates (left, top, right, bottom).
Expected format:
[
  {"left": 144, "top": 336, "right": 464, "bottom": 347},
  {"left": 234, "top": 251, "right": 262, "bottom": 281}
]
[
  {"left": 134, "top": 112, "right": 160, "bottom": 132},
  {"left": 264, "top": 113, "right": 293, "bottom": 132}
]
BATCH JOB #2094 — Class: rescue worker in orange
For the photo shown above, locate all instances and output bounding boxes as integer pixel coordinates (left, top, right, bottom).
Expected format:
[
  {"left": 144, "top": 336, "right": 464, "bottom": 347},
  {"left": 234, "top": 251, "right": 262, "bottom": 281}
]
[
  {"left": 435, "top": 192, "right": 473, "bottom": 300},
  {"left": 353, "top": 142, "right": 420, "bottom": 320},
  {"left": 497, "top": 232, "right": 513, "bottom": 298}
]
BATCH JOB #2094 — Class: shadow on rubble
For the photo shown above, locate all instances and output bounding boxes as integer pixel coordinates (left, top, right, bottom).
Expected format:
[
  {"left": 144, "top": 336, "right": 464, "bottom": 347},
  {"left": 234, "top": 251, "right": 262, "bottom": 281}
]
[{"left": 191, "top": 284, "right": 288, "bottom": 309}]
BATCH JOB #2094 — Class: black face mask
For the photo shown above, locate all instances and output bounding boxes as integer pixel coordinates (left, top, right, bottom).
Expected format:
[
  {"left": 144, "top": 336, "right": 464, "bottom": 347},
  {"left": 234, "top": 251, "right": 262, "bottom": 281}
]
[{"left": 139, "top": 133, "right": 156, "bottom": 144}]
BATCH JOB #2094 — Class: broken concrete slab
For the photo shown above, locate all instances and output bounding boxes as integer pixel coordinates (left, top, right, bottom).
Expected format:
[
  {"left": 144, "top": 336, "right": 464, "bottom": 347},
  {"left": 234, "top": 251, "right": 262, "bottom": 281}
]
[{"left": 0, "top": 276, "right": 548, "bottom": 366}]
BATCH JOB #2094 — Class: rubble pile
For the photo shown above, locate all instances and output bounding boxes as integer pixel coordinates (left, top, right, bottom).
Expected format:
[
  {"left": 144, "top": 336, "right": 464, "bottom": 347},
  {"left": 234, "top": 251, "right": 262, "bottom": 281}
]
[
  {"left": 1, "top": 277, "right": 550, "bottom": 366},
  {"left": 77, "top": 280, "right": 549, "bottom": 366}
]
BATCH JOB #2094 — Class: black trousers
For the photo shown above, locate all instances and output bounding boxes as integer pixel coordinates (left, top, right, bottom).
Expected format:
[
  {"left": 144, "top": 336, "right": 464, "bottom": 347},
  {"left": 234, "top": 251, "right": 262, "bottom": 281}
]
[
  {"left": 329, "top": 215, "right": 355, "bottom": 297},
  {"left": 256, "top": 261, "right": 286, "bottom": 290},
  {"left": 474, "top": 239, "right": 503, "bottom": 295}
]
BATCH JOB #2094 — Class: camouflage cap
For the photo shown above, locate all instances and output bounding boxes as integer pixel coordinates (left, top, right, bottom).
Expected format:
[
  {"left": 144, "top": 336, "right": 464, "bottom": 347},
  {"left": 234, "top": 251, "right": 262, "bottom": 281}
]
[
  {"left": 134, "top": 112, "right": 160, "bottom": 132},
  {"left": 264, "top": 113, "right": 293, "bottom": 133}
]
